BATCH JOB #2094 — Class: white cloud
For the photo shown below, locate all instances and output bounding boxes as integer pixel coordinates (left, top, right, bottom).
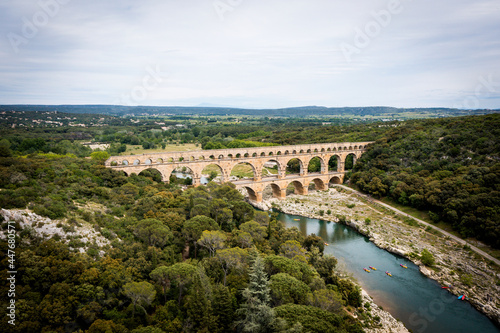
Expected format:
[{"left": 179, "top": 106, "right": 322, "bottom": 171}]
[{"left": 0, "top": 0, "right": 499, "bottom": 108}]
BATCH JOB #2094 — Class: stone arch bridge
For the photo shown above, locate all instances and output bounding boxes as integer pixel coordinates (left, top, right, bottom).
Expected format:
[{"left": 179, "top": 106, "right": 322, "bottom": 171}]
[{"left": 105, "top": 141, "right": 373, "bottom": 202}]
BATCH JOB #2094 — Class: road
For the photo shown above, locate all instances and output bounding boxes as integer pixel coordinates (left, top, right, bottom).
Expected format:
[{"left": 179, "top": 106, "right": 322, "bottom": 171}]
[{"left": 333, "top": 184, "right": 500, "bottom": 266}]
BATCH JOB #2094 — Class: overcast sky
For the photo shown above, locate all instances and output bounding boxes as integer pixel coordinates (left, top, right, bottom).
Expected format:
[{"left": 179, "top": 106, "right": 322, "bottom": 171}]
[{"left": 1, "top": 0, "right": 499, "bottom": 109}]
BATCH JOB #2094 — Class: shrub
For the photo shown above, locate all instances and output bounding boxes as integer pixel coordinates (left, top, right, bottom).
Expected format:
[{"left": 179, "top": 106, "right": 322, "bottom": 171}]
[
  {"left": 420, "top": 249, "right": 435, "bottom": 266},
  {"left": 460, "top": 274, "right": 473, "bottom": 287}
]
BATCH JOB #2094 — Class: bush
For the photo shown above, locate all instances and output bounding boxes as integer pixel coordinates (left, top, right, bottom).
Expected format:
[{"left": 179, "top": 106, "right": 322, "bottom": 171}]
[
  {"left": 460, "top": 274, "right": 473, "bottom": 287},
  {"left": 420, "top": 249, "right": 435, "bottom": 266}
]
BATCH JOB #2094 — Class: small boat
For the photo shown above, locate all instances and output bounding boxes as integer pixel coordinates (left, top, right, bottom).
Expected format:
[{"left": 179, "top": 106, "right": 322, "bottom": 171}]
[
  {"left": 369, "top": 266, "right": 377, "bottom": 270},
  {"left": 400, "top": 264, "right": 407, "bottom": 268},
  {"left": 385, "top": 271, "right": 392, "bottom": 277},
  {"left": 458, "top": 295, "right": 466, "bottom": 301},
  {"left": 442, "top": 285, "right": 452, "bottom": 289},
  {"left": 324, "top": 242, "right": 329, "bottom": 246},
  {"left": 293, "top": 219, "right": 300, "bottom": 221},
  {"left": 363, "top": 268, "right": 370, "bottom": 273}
]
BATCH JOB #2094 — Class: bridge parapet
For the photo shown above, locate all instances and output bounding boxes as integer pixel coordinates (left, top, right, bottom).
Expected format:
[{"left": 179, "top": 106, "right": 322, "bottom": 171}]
[{"left": 105, "top": 141, "right": 373, "bottom": 167}]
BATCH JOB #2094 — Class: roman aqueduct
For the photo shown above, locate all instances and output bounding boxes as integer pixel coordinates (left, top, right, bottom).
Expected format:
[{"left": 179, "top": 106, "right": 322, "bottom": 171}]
[{"left": 105, "top": 141, "right": 373, "bottom": 202}]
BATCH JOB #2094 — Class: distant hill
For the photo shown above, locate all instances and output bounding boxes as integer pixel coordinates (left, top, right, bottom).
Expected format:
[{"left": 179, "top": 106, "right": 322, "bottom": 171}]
[{"left": 0, "top": 104, "right": 498, "bottom": 118}]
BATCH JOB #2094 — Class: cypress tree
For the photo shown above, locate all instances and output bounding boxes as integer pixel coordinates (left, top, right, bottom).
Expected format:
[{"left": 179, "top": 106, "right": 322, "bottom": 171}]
[{"left": 236, "top": 256, "right": 275, "bottom": 333}]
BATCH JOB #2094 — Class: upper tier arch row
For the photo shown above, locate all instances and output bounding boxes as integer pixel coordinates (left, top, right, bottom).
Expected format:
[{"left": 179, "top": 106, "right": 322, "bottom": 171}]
[{"left": 105, "top": 141, "right": 373, "bottom": 167}]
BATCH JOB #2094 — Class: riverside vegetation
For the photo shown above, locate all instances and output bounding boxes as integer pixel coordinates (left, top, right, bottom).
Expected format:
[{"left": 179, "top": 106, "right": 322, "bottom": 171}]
[
  {"left": 0, "top": 154, "right": 368, "bottom": 332},
  {"left": 0, "top": 109, "right": 499, "bottom": 332},
  {"left": 264, "top": 188, "right": 500, "bottom": 326}
]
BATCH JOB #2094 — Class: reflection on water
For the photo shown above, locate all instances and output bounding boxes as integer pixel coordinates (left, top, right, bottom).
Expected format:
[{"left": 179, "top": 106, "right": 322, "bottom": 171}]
[
  {"left": 277, "top": 212, "right": 500, "bottom": 333},
  {"left": 172, "top": 173, "right": 208, "bottom": 184}
]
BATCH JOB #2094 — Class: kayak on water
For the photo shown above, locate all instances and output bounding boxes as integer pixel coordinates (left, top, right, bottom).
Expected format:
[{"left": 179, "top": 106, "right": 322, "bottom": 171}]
[
  {"left": 363, "top": 268, "right": 370, "bottom": 273},
  {"left": 400, "top": 264, "right": 408, "bottom": 268},
  {"left": 369, "top": 266, "right": 377, "bottom": 270},
  {"left": 385, "top": 271, "right": 392, "bottom": 277}
]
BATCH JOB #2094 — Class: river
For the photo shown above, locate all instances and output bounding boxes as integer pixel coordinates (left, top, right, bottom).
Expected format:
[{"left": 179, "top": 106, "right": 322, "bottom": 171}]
[{"left": 277, "top": 212, "right": 500, "bottom": 333}]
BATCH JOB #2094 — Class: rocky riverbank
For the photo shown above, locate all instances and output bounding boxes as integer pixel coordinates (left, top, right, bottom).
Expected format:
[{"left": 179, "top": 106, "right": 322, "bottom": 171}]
[
  {"left": 360, "top": 289, "right": 409, "bottom": 333},
  {"left": 253, "top": 188, "right": 500, "bottom": 328}
]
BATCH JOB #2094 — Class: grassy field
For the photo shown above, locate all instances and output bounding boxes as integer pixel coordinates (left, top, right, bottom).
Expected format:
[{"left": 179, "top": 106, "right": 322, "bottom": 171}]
[{"left": 121, "top": 143, "right": 201, "bottom": 155}]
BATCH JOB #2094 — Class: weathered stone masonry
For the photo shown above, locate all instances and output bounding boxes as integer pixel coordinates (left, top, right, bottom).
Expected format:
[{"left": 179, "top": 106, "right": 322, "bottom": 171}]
[{"left": 105, "top": 142, "right": 373, "bottom": 202}]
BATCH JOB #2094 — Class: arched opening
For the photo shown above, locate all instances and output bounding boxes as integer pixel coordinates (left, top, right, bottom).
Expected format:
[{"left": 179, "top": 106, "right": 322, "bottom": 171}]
[
  {"left": 292, "top": 150, "right": 297, "bottom": 154},
  {"left": 111, "top": 161, "right": 118, "bottom": 166},
  {"left": 329, "top": 176, "right": 342, "bottom": 185},
  {"left": 307, "top": 149, "right": 312, "bottom": 153},
  {"left": 262, "top": 159, "right": 280, "bottom": 178},
  {"left": 345, "top": 153, "right": 356, "bottom": 171},
  {"left": 277, "top": 151, "right": 281, "bottom": 155},
  {"left": 244, "top": 153, "right": 249, "bottom": 158},
  {"left": 170, "top": 166, "right": 194, "bottom": 185},
  {"left": 314, "top": 148, "right": 318, "bottom": 153},
  {"left": 252, "top": 153, "right": 257, "bottom": 157},
  {"left": 133, "top": 159, "right": 140, "bottom": 165},
  {"left": 209, "top": 155, "right": 215, "bottom": 160},
  {"left": 260, "top": 152, "right": 266, "bottom": 156},
  {"left": 309, "top": 178, "right": 327, "bottom": 191},
  {"left": 307, "top": 157, "right": 324, "bottom": 173},
  {"left": 199, "top": 156, "right": 205, "bottom": 160},
  {"left": 201, "top": 163, "right": 224, "bottom": 183},
  {"left": 328, "top": 155, "right": 340, "bottom": 172},
  {"left": 122, "top": 160, "right": 129, "bottom": 166},
  {"left": 242, "top": 186, "right": 258, "bottom": 201},
  {"left": 157, "top": 158, "right": 163, "bottom": 164},
  {"left": 262, "top": 183, "right": 282, "bottom": 200},
  {"left": 268, "top": 152, "right": 273, "bottom": 156},
  {"left": 190, "top": 156, "right": 195, "bottom": 161},
  {"left": 230, "top": 162, "right": 256, "bottom": 181},
  {"left": 218, "top": 154, "right": 224, "bottom": 159},
  {"left": 167, "top": 157, "right": 174, "bottom": 162},
  {"left": 327, "top": 148, "right": 331, "bottom": 152},
  {"left": 321, "top": 148, "right": 325, "bottom": 152},
  {"left": 284, "top": 150, "right": 289, "bottom": 155},
  {"left": 228, "top": 154, "right": 233, "bottom": 159},
  {"left": 145, "top": 158, "right": 152, "bottom": 165},
  {"left": 286, "top": 158, "right": 303, "bottom": 176},
  {"left": 299, "top": 149, "right": 304, "bottom": 154},
  {"left": 286, "top": 180, "right": 306, "bottom": 195},
  {"left": 139, "top": 168, "right": 163, "bottom": 182}
]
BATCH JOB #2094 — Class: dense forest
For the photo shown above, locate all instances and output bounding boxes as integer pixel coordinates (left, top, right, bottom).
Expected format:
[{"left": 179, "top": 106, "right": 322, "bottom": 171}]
[
  {"left": 1, "top": 110, "right": 499, "bottom": 331},
  {"left": 1, "top": 110, "right": 499, "bottom": 250},
  {"left": 0, "top": 154, "right": 367, "bottom": 332},
  {"left": 350, "top": 115, "right": 500, "bottom": 248}
]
